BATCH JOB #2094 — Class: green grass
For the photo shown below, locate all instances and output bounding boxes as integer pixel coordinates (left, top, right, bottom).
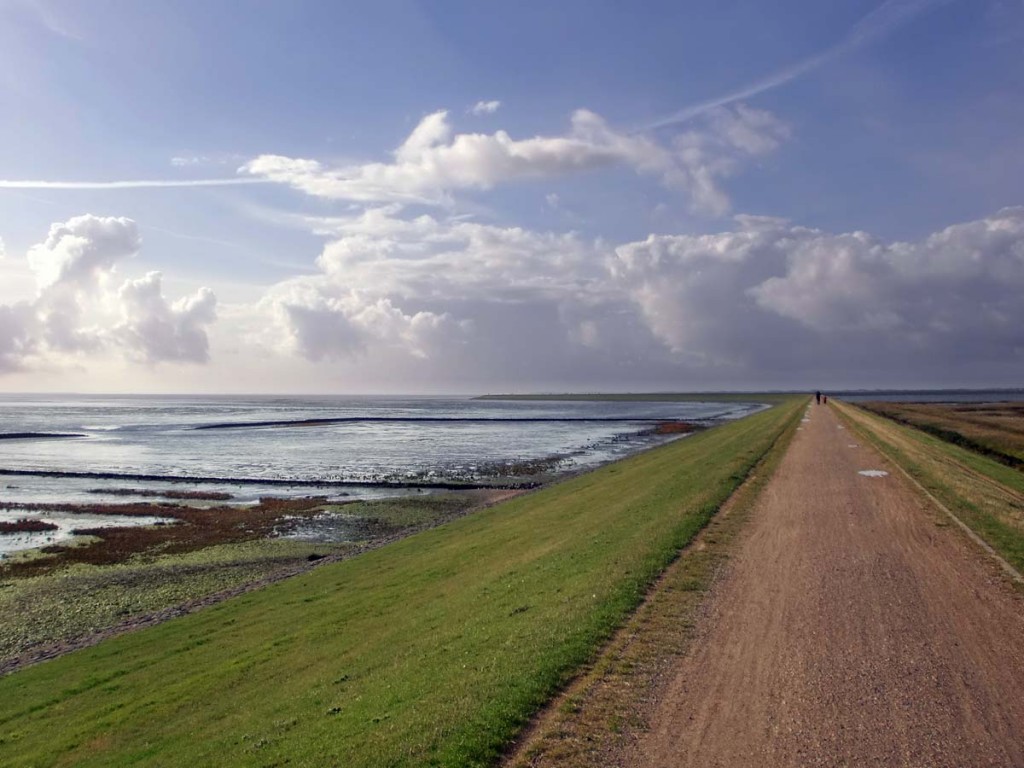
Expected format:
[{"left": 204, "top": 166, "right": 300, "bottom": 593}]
[
  {"left": 837, "top": 401, "right": 1024, "bottom": 576},
  {"left": 0, "top": 398, "right": 803, "bottom": 768},
  {"left": 509, "top": 392, "right": 804, "bottom": 767},
  {"left": 328, "top": 490, "right": 494, "bottom": 529}
]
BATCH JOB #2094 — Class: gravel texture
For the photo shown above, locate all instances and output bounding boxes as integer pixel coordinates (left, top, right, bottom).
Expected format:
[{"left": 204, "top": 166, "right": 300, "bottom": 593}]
[{"left": 630, "top": 404, "right": 1024, "bottom": 767}]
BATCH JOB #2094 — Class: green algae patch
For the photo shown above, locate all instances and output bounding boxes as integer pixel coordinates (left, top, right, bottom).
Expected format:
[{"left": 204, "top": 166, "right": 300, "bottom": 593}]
[
  {"left": 0, "top": 399, "right": 802, "bottom": 768},
  {"left": 322, "top": 489, "right": 508, "bottom": 530},
  {"left": 0, "top": 539, "right": 335, "bottom": 664}
]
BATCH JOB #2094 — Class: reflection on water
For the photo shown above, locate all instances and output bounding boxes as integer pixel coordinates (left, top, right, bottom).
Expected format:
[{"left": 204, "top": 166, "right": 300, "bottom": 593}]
[
  {"left": 0, "top": 394, "right": 765, "bottom": 507},
  {"left": 0, "top": 509, "right": 174, "bottom": 558},
  {"left": 0, "top": 395, "right": 761, "bottom": 482}
]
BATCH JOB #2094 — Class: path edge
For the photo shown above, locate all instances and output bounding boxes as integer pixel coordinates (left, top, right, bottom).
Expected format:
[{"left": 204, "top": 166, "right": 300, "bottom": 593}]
[{"left": 501, "top": 398, "right": 806, "bottom": 767}]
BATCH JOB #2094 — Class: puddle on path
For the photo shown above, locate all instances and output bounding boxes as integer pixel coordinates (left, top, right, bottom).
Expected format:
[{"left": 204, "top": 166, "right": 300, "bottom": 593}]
[{"left": 858, "top": 470, "right": 889, "bottom": 478}]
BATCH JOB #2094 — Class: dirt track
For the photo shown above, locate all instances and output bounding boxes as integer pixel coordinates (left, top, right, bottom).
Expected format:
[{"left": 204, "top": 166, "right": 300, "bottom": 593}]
[{"left": 629, "top": 403, "right": 1024, "bottom": 767}]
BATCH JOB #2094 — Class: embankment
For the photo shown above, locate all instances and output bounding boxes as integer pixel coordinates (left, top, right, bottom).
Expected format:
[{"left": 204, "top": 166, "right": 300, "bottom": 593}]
[{"left": 0, "top": 397, "right": 803, "bottom": 768}]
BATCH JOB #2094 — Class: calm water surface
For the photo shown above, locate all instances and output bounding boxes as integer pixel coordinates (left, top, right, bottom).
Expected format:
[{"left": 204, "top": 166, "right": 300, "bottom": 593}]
[
  {"left": 6, "top": 392, "right": 1013, "bottom": 492},
  {"left": 0, "top": 394, "right": 764, "bottom": 509}
]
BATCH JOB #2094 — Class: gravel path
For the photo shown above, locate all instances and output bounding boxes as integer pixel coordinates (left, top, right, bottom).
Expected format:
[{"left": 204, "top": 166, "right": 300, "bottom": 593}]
[{"left": 629, "top": 403, "right": 1024, "bottom": 767}]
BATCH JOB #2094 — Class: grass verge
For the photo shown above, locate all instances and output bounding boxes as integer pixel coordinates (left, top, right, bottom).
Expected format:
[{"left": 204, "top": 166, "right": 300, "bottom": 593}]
[
  {"left": 504, "top": 393, "right": 804, "bottom": 767},
  {"left": 836, "top": 401, "right": 1024, "bottom": 577},
  {"left": 856, "top": 400, "right": 1024, "bottom": 469},
  {"left": 0, "top": 399, "right": 803, "bottom": 768}
]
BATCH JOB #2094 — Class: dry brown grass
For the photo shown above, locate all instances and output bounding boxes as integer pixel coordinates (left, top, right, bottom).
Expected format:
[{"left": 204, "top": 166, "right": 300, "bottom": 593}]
[{"left": 860, "top": 401, "right": 1024, "bottom": 465}]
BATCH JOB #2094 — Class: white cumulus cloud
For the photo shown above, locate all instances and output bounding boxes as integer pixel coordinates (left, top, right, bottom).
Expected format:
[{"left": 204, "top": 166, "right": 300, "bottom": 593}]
[
  {"left": 0, "top": 303, "right": 34, "bottom": 373},
  {"left": 470, "top": 100, "right": 502, "bottom": 116},
  {"left": 117, "top": 272, "right": 218, "bottom": 363},
  {"left": 0, "top": 215, "right": 218, "bottom": 372},
  {"left": 749, "top": 207, "right": 1024, "bottom": 343},
  {"left": 241, "top": 104, "right": 787, "bottom": 214},
  {"left": 265, "top": 279, "right": 459, "bottom": 362},
  {"left": 28, "top": 214, "right": 141, "bottom": 289}
]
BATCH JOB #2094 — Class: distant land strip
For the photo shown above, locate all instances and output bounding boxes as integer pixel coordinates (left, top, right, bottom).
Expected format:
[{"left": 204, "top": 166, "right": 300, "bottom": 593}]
[
  {"left": 0, "top": 433, "right": 85, "bottom": 441},
  {"left": 0, "top": 467, "right": 520, "bottom": 491},
  {"left": 476, "top": 390, "right": 1024, "bottom": 403},
  {"left": 193, "top": 416, "right": 688, "bottom": 430},
  {"left": 476, "top": 393, "right": 787, "bottom": 403}
]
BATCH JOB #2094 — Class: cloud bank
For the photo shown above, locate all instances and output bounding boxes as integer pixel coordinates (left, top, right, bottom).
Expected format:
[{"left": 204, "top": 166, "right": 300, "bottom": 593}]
[
  {"left": 4, "top": 207, "right": 1023, "bottom": 388},
  {"left": 250, "top": 205, "right": 1024, "bottom": 389}
]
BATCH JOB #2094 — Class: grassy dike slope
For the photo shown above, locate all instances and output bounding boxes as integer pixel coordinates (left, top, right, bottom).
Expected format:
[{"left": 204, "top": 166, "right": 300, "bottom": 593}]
[{"left": 0, "top": 398, "right": 803, "bottom": 768}]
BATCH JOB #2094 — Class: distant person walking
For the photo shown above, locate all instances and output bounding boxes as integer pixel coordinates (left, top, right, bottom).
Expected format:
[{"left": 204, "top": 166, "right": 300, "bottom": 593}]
[
  {"left": 823, "top": 395, "right": 828, "bottom": 405},
  {"left": 815, "top": 391, "right": 821, "bottom": 405}
]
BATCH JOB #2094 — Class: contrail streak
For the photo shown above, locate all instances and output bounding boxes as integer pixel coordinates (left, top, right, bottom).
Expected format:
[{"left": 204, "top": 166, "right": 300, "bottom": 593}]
[
  {"left": 647, "top": 0, "right": 953, "bottom": 130},
  {"left": 0, "top": 178, "right": 269, "bottom": 190}
]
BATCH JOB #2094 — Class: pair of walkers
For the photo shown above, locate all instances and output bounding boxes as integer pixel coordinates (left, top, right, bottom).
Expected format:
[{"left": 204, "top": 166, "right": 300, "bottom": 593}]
[{"left": 815, "top": 391, "right": 828, "bottom": 405}]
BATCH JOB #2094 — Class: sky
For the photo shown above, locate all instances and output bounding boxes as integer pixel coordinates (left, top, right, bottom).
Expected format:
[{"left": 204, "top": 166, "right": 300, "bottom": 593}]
[{"left": 1, "top": 0, "right": 1023, "bottom": 394}]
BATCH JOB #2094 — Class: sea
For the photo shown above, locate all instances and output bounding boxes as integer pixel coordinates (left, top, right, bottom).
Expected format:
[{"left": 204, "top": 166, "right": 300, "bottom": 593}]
[{"left": 0, "top": 394, "right": 763, "bottom": 509}]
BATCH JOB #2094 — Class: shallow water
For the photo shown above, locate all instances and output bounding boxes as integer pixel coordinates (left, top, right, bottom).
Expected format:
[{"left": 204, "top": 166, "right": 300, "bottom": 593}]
[
  {"left": 0, "top": 394, "right": 764, "bottom": 507},
  {"left": 0, "top": 509, "right": 174, "bottom": 558}
]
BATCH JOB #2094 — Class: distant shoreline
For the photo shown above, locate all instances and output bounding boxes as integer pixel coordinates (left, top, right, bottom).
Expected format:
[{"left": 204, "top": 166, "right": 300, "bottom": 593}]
[
  {"left": 194, "top": 415, "right": 702, "bottom": 431},
  {"left": 0, "top": 433, "right": 84, "bottom": 441},
  {"left": 476, "top": 393, "right": 788, "bottom": 403}
]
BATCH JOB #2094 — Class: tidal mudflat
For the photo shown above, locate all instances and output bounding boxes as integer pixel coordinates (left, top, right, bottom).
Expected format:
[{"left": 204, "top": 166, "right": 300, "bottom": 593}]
[{"left": 0, "top": 488, "right": 516, "bottom": 671}]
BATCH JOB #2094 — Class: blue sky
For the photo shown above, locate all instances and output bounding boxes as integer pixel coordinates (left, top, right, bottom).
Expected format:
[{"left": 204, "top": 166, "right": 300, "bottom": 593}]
[{"left": 1, "top": 0, "right": 1023, "bottom": 392}]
